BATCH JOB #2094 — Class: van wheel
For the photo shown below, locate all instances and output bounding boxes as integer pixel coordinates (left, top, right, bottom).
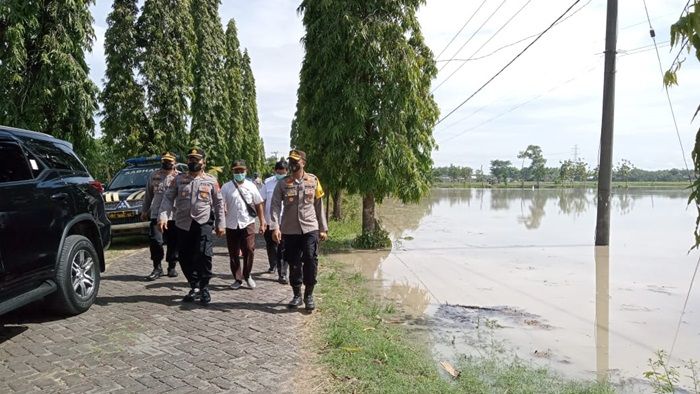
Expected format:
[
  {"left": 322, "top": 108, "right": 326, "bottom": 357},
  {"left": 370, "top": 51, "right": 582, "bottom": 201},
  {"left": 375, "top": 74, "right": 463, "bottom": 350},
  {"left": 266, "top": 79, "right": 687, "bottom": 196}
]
[{"left": 50, "top": 235, "right": 100, "bottom": 315}]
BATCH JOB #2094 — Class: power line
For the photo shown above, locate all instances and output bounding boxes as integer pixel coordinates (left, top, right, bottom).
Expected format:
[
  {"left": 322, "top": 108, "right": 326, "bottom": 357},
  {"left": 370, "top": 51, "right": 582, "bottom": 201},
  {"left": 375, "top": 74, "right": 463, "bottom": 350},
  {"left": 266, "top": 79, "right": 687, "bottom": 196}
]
[
  {"left": 433, "top": 0, "right": 534, "bottom": 94},
  {"left": 641, "top": 0, "right": 693, "bottom": 181},
  {"left": 437, "top": 0, "right": 508, "bottom": 74},
  {"left": 434, "top": 0, "right": 489, "bottom": 61},
  {"left": 436, "top": 43, "right": 665, "bottom": 140},
  {"left": 438, "top": 62, "right": 599, "bottom": 143},
  {"left": 436, "top": 0, "right": 583, "bottom": 126}
]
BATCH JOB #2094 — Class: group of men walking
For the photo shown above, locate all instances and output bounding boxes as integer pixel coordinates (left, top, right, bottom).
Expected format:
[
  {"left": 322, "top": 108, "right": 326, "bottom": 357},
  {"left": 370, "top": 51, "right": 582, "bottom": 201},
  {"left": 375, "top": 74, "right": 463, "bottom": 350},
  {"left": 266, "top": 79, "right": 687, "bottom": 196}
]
[{"left": 138, "top": 148, "right": 327, "bottom": 311}]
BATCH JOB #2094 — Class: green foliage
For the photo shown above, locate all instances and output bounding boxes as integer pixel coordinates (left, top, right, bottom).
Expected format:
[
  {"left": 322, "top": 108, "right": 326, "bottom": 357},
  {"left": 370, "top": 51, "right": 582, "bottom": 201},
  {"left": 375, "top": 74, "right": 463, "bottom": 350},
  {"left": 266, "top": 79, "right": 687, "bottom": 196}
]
[
  {"left": 433, "top": 164, "right": 473, "bottom": 182},
  {"left": 665, "top": 3, "right": 700, "bottom": 249},
  {"left": 613, "top": 158, "right": 634, "bottom": 187},
  {"left": 0, "top": 0, "right": 99, "bottom": 164},
  {"left": 293, "top": 0, "right": 439, "bottom": 234},
  {"left": 137, "top": 0, "right": 195, "bottom": 156},
  {"left": 100, "top": 0, "right": 149, "bottom": 165},
  {"left": 352, "top": 226, "right": 391, "bottom": 249},
  {"left": 223, "top": 19, "right": 244, "bottom": 167},
  {"left": 490, "top": 160, "right": 518, "bottom": 185},
  {"left": 190, "top": 0, "right": 228, "bottom": 168},
  {"left": 239, "top": 50, "right": 265, "bottom": 174},
  {"left": 518, "top": 145, "right": 547, "bottom": 186}
]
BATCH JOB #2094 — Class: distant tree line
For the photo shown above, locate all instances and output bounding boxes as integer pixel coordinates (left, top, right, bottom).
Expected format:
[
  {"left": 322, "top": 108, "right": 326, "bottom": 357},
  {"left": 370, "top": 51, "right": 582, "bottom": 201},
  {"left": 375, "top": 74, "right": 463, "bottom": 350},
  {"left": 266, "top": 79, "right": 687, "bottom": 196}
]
[{"left": 434, "top": 145, "right": 693, "bottom": 185}]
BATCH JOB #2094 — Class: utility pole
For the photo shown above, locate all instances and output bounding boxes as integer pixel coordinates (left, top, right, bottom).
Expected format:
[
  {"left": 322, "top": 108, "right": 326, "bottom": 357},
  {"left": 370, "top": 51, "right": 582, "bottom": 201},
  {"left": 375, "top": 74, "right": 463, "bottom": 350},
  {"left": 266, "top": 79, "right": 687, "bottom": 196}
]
[{"left": 595, "top": 0, "right": 618, "bottom": 246}]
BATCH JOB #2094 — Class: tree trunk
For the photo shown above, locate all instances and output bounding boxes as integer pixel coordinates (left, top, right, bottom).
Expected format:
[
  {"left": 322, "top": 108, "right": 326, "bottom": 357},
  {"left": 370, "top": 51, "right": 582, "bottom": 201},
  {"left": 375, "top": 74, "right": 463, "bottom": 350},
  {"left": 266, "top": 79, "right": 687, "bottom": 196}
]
[
  {"left": 332, "top": 189, "right": 343, "bottom": 220},
  {"left": 362, "top": 193, "right": 376, "bottom": 234}
]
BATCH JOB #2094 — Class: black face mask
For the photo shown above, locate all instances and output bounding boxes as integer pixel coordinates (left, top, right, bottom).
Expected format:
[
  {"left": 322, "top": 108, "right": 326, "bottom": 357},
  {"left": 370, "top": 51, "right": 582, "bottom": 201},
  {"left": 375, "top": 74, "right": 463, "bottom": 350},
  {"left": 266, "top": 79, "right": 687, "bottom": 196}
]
[
  {"left": 188, "top": 162, "right": 202, "bottom": 172},
  {"left": 162, "top": 162, "right": 174, "bottom": 170}
]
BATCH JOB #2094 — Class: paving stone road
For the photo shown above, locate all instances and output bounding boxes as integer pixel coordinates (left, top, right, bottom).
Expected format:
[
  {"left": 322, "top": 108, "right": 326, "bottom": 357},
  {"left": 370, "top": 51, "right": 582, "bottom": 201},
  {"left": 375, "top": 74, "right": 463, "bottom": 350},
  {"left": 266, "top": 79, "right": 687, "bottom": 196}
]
[{"left": 0, "top": 237, "right": 305, "bottom": 393}]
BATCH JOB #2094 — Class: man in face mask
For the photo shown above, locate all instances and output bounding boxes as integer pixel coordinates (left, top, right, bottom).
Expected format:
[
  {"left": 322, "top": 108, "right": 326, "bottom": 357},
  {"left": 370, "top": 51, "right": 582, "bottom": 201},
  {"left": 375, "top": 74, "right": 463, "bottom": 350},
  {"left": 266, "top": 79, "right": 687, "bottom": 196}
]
[
  {"left": 269, "top": 150, "right": 328, "bottom": 311},
  {"left": 158, "top": 148, "right": 226, "bottom": 305},
  {"left": 221, "top": 160, "right": 265, "bottom": 290},
  {"left": 141, "top": 152, "right": 180, "bottom": 281},
  {"left": 260, "top": 159, "right": 289, "bottom": 283}
]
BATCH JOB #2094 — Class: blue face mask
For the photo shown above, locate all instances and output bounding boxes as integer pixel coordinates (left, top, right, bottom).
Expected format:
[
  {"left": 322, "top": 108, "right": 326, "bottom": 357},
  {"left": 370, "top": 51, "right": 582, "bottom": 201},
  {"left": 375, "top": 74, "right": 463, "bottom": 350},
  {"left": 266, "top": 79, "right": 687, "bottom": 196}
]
[
  {"left": 234, "top": 173, "right": 246, "bottom": 182},
  {"left": 275, "top": 174, "right": 286, "bottom": 181}
]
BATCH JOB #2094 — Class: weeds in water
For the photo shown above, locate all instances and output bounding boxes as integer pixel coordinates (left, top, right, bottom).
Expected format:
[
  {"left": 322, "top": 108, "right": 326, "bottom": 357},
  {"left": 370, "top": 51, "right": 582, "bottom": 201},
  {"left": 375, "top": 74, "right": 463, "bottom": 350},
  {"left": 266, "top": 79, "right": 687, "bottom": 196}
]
[{"left": 643, "top": 350, "right": 699, "bottom": 393}]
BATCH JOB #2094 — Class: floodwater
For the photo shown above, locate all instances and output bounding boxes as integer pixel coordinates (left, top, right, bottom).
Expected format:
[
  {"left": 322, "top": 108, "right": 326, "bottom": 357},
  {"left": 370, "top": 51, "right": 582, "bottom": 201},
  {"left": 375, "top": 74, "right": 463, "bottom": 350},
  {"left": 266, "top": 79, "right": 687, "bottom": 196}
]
[{"left": 330, "top": 188, "right": 700, "bottom": 390}]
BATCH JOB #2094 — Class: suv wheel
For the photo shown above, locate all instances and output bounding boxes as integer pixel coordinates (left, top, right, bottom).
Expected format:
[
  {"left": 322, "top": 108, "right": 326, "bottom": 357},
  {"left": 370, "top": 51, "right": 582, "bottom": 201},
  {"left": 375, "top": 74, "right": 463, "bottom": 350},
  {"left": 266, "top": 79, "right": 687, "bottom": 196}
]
[{"left": 50, "top": 235, "right": 101, "bottom": 315}]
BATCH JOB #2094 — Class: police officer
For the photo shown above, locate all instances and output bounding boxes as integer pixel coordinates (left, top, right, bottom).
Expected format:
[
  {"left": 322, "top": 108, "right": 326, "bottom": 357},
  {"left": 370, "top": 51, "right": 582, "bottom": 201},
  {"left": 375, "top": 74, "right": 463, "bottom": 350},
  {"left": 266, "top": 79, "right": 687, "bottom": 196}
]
[
  {"left": 141, "top": 151, "right": 180, "bottom": 281},
  {"left": 158, "top": 148, "right": 225, "bottom": 305},
  {"left": 270, "top": 149, "right": 328, "bottom": 311}
]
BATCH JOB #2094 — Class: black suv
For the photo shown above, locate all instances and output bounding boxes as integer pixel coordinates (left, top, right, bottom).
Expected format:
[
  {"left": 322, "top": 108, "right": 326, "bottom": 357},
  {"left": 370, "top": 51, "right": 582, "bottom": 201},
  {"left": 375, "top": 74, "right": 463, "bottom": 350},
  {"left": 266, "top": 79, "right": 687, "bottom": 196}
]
[
  {"left": 0, "top": 126, "right": 110, "bottom": 316},
  {"left": 104, "top": 157, "right": 187, "bottom": 236}
]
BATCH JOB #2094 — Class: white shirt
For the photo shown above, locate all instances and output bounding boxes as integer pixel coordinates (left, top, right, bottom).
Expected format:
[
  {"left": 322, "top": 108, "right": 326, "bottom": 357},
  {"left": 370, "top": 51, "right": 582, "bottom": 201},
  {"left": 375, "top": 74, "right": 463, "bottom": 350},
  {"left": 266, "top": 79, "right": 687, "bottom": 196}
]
[
  {"left": 221, "top": 179, "right": 263, "bottom": 229},
  {"left": 260, "top": 175, "right": 283, "bottom": 222}
]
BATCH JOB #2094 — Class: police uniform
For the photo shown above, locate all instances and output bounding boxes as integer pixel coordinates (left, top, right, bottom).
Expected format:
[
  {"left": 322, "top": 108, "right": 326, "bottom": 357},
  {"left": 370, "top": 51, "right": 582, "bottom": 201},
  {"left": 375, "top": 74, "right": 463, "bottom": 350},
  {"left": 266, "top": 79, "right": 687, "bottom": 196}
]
[
  {"left": 141, "top": 152, "right": 179, "bottom": 279},
  {"left": 270, "top": 150, "right": 327, "bottom": 310},
  {"left": 159, "top": 148, "right": 225, "bottom": 303}
]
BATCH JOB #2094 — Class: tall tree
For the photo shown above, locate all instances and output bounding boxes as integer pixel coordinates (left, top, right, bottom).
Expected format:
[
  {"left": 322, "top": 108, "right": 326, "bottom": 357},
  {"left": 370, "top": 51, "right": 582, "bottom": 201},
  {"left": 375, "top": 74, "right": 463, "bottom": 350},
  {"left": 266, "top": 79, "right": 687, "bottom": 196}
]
[
  {"left": 0, "top": 0, "right": 98, "bottom": 159},
  {"left": 293, "top": 0, "right": 439, "bottom": 236},
  {"left": 240, "top": 50, "right": 265, "bottom": 174},
  {"left": 517, "top": 145, "right": 547, "bottom": 187},
  {"left": 137, "top": 0, "right": 195, "bottom": 156},
  {"left": 223, "top": 19, "right": 244, "bottom": 166},
  {"left": 490, "top": 160, "right": 516, "bottom": 185},
  {"left": 190, "top": 0, "right": 228, "bottom": 168},
  {"left": 100, "top": 0, "right": 149, "bottom": 161}
]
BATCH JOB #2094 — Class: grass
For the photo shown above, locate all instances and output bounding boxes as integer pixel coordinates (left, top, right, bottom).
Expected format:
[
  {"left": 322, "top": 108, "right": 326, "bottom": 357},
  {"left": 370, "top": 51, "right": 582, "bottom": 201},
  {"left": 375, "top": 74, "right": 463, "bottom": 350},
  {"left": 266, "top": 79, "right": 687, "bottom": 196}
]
[{"left": 313, "top": 195, "right": 616, "bottom": 393}]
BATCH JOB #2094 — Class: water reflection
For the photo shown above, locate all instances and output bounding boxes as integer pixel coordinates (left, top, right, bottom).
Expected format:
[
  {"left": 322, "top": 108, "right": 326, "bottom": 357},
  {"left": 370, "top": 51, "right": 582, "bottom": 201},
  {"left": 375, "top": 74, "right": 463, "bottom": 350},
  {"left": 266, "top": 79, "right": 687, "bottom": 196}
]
[
  {"left": 595, "top": 246, "right": 610, "bottom": 383},
  {"left": 363, "top": 188, "right": 700, "bottom": 388}
]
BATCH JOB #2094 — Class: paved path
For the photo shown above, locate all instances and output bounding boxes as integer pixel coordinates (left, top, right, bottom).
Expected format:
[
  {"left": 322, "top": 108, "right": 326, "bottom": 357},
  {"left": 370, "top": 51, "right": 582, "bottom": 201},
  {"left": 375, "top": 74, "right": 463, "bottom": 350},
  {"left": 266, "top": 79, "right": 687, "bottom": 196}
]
[{"left": 0, "top": 237, "right": 304, "bottom": 393}]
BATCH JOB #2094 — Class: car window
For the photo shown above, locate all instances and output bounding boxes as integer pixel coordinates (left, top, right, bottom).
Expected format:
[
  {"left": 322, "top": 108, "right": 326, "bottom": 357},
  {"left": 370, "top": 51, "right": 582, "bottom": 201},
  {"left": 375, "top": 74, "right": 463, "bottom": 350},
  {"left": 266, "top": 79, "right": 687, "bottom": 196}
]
[
  {"left": 22, "top": 138, "right": 88, "bottom": 174},
  {"left": 108, "top": 167, "right": 155, "bottom": 190},
  {"left": 0, "top": 141, "right": 33, "bottom": 183}
]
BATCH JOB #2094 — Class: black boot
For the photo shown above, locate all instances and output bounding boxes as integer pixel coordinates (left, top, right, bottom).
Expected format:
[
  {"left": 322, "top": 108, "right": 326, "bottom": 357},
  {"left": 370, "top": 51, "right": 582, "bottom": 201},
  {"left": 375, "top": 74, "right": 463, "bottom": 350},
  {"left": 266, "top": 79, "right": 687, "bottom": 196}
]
[
  {"left": 288, "top": 286, "right": 303, "bottom": 309},
  {"left": 146, "top": 263, "right": 163, "bottom": 281},
  {"left": 304, "top": 286, "right": 315, "bottom": 311},
  {"left": 199, "top": 288, "right": 211, "bottom": 305},
  {"left": 167, "top": 262, "right": 178, "bottom": 278}
]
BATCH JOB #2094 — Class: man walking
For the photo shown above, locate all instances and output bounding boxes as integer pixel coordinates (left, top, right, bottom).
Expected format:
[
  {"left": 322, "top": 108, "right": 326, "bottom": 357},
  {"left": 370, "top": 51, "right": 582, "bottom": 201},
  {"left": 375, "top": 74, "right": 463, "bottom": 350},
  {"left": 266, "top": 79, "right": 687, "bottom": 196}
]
[
  {"left": 141, "top": 151, "right": 180, "bottom": 281},
  {"left": 221, "top": 160, "right": 265, "bottom": 290},
  {"left": 159, "top": 148, "right": 225, "bottom": 305},
  {"left": 270, "top": 150, "right": 328, "bottom": 311},
  {"left": 260, "top": 159, "right": 289, "bottom": 283}
]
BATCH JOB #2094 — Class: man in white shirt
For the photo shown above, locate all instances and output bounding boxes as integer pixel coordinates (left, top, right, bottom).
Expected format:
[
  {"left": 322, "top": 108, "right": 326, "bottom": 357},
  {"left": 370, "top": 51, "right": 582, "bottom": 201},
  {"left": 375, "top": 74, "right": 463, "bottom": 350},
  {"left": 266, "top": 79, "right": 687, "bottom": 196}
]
[
  {"left": 221, "top": 160, "right": 265, "bottom": 289},
  {"left": 260, "top": 159, "right": 288, "bottom": 283}
]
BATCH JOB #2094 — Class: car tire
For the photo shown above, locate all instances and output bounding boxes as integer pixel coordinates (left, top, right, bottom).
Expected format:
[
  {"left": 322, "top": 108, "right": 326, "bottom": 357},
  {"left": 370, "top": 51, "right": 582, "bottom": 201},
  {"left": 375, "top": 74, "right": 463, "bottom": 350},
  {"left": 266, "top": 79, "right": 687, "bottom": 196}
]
[{"left": 49, "top": 235, "right": 101, "bottom": 315}]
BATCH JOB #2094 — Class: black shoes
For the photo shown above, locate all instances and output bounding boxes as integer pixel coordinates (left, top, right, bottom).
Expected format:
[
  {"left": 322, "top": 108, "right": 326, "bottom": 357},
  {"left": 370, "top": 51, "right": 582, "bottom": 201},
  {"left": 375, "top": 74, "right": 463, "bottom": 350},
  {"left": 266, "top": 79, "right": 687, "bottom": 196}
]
[
  {"left": 278, "top": 275, "right": 288, "bottom": 284},
  {"left": 288, "top": 295, "right": 303, "bottom": 309},
  {"left": 267, "top": 267, "right": 276, "bottom": 274},
  {"left": 200, "top": 288, "right": 211, "bottom": 305},
  {"left": 146, "top": 267, "right": 163, "bottom": 281},
  {"left": 304, "top": 287, "right": 315, "bottom": 311},
  {"left": 288, "top": 286, "right": 303, "bottom": 309},
  {"left": 167, "top": 268, "right": 178, "bottom": 277},
  {"left": 183, "top": 288, "right": 200, "bottom": 302}
]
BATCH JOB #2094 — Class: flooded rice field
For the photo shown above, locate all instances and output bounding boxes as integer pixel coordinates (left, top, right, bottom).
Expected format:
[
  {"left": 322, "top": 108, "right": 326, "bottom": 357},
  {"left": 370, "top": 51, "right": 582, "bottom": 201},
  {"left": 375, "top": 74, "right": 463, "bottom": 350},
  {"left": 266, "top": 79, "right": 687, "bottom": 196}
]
[{"left": 330, "top": 188, "right": 700, "bottom": 391}]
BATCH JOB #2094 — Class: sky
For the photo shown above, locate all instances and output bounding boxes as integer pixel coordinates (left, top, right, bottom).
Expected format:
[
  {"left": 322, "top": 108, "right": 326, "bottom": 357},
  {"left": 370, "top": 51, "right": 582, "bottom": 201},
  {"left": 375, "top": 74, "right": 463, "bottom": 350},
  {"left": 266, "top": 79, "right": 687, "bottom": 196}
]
[{"left": 87, "top": 0, "right": 700, "bottom": 171}]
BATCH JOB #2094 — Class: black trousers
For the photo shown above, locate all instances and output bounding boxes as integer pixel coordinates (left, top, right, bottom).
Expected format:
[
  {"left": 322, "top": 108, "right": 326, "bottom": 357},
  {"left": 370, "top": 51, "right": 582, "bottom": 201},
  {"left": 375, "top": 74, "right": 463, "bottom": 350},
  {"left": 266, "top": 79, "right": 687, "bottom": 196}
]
[
  {"left": 149, "top": 219, "right": 178, "bottom": 269},
  {"left": 177, "top": 219, "right": 213, "bottom": 290},
  {"left": 283, "top": 231, "right": 319, "bottom": 288},
  {"left": 264, "top": 229, "right": 288, "bottom": 277}
]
